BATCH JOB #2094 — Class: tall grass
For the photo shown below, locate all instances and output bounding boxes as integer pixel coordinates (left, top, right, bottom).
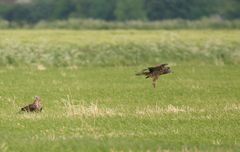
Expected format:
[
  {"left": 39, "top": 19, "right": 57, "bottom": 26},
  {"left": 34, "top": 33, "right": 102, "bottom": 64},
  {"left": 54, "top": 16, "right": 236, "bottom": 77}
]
[{"left": 0, "top": 30, "right": 239, "bottom": 67}]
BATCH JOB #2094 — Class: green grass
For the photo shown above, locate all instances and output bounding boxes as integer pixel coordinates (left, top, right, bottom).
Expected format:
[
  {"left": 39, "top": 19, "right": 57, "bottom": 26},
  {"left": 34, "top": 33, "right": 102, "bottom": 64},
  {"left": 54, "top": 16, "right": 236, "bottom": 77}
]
[
  {"left": 0, "top": 65, "right": 240, "bottom": 152},
  {"left": 0, "top": 30, "right": 240, "bottom": 151}
]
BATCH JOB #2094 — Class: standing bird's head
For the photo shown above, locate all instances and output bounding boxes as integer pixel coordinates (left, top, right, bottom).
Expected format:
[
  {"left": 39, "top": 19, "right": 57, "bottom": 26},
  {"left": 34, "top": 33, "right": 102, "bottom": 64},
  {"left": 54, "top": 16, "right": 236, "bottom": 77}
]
[
  {"left": 34, "top": 96, "right": 41, "bottom": 103},
  {"left": 33, "top": 96, "right": 42, "bottom": 111}
]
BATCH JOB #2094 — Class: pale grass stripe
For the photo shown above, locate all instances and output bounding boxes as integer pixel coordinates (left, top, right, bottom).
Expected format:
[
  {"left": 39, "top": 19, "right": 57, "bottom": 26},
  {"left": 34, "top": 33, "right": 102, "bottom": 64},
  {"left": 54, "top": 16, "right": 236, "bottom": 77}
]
[
  {"left": 136, "top": 104, "right": 194, "bottom": 116},
  {"left": 65, "top": 103, "right": 123, "bottom": 117},
  {"left": 64, "top": 103, "right": 194, "bottom": 118},
  {"left": 224, "top": 103, "right": 240, "bottom": 111}
]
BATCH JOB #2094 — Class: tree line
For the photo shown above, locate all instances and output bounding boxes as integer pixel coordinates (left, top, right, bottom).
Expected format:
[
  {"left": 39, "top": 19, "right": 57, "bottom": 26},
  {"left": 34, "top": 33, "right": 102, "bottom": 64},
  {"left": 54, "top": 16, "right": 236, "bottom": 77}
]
[{"left": 0, "top": 0, "right": 239, "bottom": 23}]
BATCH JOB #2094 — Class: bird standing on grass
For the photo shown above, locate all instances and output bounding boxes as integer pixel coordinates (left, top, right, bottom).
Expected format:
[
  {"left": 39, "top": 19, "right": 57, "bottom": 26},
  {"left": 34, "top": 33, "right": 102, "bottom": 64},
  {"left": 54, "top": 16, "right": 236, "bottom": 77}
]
[
  {"left": 21, "top": 96, "right": 43, "bottom": 112},
  {"left": 136, "top": 64, "right": 172, "bottom": 88}
]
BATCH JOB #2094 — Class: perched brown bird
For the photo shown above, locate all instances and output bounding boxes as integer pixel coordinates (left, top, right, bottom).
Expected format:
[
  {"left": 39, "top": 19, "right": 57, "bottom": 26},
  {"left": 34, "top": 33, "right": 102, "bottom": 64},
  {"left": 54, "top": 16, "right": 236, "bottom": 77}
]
[
  {"left": 136, "top": 64, "right": 172, "bottom": 88},
  {"left": 21, "top": 96, "right": 43, "bottom": 112}
]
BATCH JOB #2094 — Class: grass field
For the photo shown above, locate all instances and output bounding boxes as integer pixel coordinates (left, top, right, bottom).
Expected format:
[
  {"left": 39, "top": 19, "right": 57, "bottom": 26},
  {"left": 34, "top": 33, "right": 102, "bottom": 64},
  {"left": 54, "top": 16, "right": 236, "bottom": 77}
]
[{"left": 0, "top": 30, "right": 240, "bottom": 152}]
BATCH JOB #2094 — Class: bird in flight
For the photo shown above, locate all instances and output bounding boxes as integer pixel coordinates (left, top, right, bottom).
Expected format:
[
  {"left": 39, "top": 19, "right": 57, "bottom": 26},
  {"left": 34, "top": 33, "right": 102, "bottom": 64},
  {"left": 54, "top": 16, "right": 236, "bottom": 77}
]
[
  {"left": 20, "top": 96, "right": 43, "bottom": 112},
  {"left": 136, "top": 64, "right": 172, "bottom": 88}
]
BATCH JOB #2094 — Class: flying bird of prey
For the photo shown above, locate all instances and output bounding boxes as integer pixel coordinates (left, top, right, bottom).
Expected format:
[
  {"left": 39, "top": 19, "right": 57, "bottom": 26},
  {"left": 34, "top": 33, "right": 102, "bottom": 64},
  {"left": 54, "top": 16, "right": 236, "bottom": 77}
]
[
  {"left": 20, "top": 96, "right": 43, "bottom": 112},
  {"left": 136, "top": 64, "right": 172, "bottom": 88}
]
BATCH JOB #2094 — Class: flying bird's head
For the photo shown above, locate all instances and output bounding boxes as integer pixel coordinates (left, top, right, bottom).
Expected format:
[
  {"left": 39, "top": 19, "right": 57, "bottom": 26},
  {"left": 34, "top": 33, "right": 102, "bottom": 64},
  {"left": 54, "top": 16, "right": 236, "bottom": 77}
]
[{"left": 162, "top": 67, "right": 172, "bottom": 75}]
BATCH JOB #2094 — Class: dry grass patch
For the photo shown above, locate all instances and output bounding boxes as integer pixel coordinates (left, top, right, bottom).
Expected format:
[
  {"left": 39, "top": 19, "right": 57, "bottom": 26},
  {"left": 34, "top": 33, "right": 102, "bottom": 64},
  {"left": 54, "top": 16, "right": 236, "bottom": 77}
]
[
  {"left": 136, "top": 104, "right": 194, "bottom": 116},
  {"left": 64, "top": 103, "right": 123, "bottom": 117},
  {"left": 224, "top": 103, "right": 240, "bottom": 111}
]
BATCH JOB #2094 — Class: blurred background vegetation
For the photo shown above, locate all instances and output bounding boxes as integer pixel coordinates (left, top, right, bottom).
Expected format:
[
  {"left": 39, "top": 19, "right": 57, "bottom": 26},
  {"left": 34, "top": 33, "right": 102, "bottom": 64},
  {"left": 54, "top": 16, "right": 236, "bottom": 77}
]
[{"left": 0, "top": 0, "right": 239, "bottom": 29}]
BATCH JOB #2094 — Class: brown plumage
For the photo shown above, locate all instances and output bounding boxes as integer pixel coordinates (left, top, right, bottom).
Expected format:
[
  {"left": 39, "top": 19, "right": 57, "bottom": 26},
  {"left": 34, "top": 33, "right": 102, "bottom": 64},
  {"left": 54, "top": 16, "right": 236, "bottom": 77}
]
[
  {"left": 136, "top": 64, "right": 172, "bottom": 88},
  {"left": 21, "top": 96, "right": 43, "bottom": 112}
]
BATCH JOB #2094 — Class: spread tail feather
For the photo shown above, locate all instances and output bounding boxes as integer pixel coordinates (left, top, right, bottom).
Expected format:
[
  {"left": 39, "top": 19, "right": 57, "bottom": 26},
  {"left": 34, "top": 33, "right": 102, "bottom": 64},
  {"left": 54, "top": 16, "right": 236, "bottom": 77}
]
[
  {"left": 136, "top": 69, "right": 148, "bottom": 76},
  {"left": 136, "top": 72, "right": 144, "bottom": 76}
]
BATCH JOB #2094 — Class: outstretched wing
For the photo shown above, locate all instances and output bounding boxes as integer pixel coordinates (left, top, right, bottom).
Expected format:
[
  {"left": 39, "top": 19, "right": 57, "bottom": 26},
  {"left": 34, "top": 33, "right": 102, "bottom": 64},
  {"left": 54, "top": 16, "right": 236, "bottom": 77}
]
[{"left": 148, "top": 64, "right": 168, "bottom": 72}]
